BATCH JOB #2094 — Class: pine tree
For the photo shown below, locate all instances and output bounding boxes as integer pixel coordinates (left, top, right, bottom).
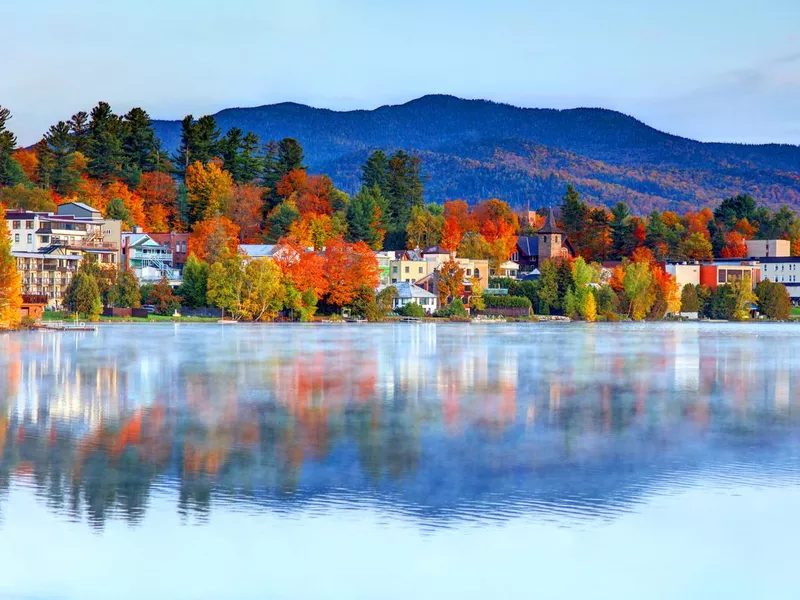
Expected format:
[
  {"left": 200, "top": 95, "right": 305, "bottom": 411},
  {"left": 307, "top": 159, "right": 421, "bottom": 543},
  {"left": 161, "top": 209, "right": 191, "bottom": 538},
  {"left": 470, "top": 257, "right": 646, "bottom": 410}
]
[
  {"left": 43, "top": 121, "right": 81, "bottom": 195},
  {"left": 87, "top": 102, "right": 123, "bottom": 181},
  {"left": 63, "top": 270, "right": 102, "bottom": 318},
  {"left": 610, "top": 202, "right": 632, "bottom": 259},
  {"left": 106, "top": 197, "right": 134, "bottom": 228},
  {"left": 179, "top": 253, "right": 209, "bottom": 307},
  {"left": 67, "top": 111, "right": 91, "bottom": 154},
  {"left": 0, "top": 106, "right": 27, "bottom": 187},
  {"left": 361, "top": 150, "right": 389, "bottom": 191},
  {"left": 122, "top": 107, "right": 161, "bottom": 175},
  {"left": 107, "top": 269, "right": 141, "bottom": 308},
  {"left": 560, "top": 184, "right": 588, "bottom": 254},
  {"left": 346, "top": 186, "right": 385, "bottom": 249},
  {"left": 240, "top": 132, "right": 263, "bottom": 183},
  {"left": 220, "top": 127, "right": 246, "bottom": 183}
]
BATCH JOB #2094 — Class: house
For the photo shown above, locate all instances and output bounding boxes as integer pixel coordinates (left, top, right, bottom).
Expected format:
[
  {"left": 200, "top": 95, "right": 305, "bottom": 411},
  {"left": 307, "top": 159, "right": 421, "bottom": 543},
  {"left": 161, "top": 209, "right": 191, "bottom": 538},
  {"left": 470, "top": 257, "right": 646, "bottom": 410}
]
[
  {"left": 666, "top": 263, "right": 702, "bottom": 289},
  {"left": 495, "top": 260, "right": 520, "bottom": 279},
  {"left": 149, "top": 232, "right": 191, "bottom": 267},
  {"left": 19, "top": 294, "right": 48, "bottom": 320},
  {"left": 514, "top": 207, "right": 575, "bottom": 271},
  {"left": 239, "top": 244, "right": 296, "bottom": 263},
  {"left": 699, "top": 262, "right": 762, "bottom": 291},
  {"left": 378, "top": 282, "right": 438, "bottom": 314},
  {"left": 716, "top": 256, "right": 800, "bottom": 302},
  {"left": 122, "top": 233, "right": 181, "bottom": 284}
]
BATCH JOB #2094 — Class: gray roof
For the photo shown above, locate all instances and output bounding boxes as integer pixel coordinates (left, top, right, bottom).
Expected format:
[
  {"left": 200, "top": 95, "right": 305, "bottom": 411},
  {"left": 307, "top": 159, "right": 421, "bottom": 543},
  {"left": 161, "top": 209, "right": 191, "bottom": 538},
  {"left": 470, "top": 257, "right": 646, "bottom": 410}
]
[
  {"left": 379, "top": 282, "right": 437, "bottom": 300},
  {"left": 538, "top": 207, "right": 565, "bottom": 234},
  {"left": 239, "top": 244, "right": 278, "bottom": 258},
  {"left": 58, "top": 201, "right": 100, "bottom": 214},
  {"left": 12, "top": 251, "right": 82, "bottom": 260}
]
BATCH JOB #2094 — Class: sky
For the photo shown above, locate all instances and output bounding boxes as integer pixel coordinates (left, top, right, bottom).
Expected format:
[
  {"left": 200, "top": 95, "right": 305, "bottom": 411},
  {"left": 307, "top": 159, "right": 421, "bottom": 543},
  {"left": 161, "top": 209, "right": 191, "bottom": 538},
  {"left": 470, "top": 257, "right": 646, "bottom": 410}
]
[{"left": 3, "top": 0, "right": 800, "bottom": 146}]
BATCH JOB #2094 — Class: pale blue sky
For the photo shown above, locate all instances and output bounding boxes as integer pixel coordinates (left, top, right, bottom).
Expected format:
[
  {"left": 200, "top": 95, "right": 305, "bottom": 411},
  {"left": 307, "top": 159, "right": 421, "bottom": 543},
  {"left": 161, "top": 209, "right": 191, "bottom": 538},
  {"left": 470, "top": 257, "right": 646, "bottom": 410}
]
[{"left": 3, "top": 0, "right": 799, "bottom": 145}]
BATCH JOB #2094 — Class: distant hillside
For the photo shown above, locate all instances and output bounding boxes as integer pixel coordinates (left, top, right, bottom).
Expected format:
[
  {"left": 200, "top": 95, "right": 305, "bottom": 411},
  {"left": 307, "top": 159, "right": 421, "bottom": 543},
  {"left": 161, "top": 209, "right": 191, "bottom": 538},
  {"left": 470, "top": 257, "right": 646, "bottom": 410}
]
[{"left": 152, "top": 95, "right": 800, "bottom": 212}]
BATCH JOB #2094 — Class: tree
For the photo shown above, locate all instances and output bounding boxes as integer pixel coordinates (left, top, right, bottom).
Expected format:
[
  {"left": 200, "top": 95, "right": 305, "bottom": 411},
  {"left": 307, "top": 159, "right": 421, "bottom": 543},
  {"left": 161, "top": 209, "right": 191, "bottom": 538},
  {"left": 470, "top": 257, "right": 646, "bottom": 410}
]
[
  {"left": 623, "top": 260, "right": 655, "bottom": 321},
  {"left": 231, "top": 183, "right": 264, "bottom": 242},
  {"left": 240, "top": 259, "right": 286, "bottom": 321},
  {"left": 275, "top": 241, "right": 328, "bottom": 298},
  {"left": 287, "top": 214, "right": 339, "bottom": 250},
  {"left": 148, "top": 276, "right": 182, "bottom": 315},
  {"left": 436, "top": 257, "right": 465, "bottom": 306},
  {"left": 441, "top": 217, "right": 463, "bottom": 252},
  {"left": 121, "top": 107, "right": 162, "bottom": 176},
  {"left": 68, "top": 111, "right": 91, "bottom": 154},
  {"left": 398, "top": 302, "right": 425, "bottom": 318},
  {"left": 107, "top": 269, "right": 141, "bottom": 308},
  {"left": 13, "top": 149, "right": 39, "bottom": 183},
  {"left": 755, "top": 280, "right": 791, "bottom": 320},
  {"left": 439, "top": 298, "right": 468, "bottom": 318},
  {"left": 709, "top": 285, "right": 737, "bottom": 320},
  {"left": 0, "top": 185, "right": 55, "bottom": 212},
  {"left": 361, "top": 150, "right": 389, "bottom": 192},
  {"left": 219, "top": 127, "right": 246, "bottom": 183},
  {"left": 87, "top": 102, "right": 123, "bottom": 181},
  {"left": 185, "top": 159, "right": 234, "bottom": 224},
  {"left": 179, "top": 253, "right": 209, "bottom": 308},
  {"left": 649, "top": 266, "right": 681, "bottom": 319},
  {"left": 105, "top": 197, "right": 134, "bottom": 228},
  {"left": 680, "top": 232, "right": 714, "bottom": 261},
  {"left": 172, "top": 114, "right": 221, "bottom": 177},
  {"left": 714, "top": 194, "right": 756, "bottom": 229},
  {"left": 376, "top": 286, "right": 398, "bottom": 315},
  {"left": 645, "top": 211, "right": 670, "bottom": 260},
  {"left": 680, "top": 284, "right": 700, "bottom": 313},
  {"left": 584, "top": 291, "right": 597, "bottom": 322},
  {"left": 188, "top": 216, "right": 240, "bottom": 263},
  {"left": 457, "top": 232, "right": 492, "bottom": 261},
  {"left": 537, "top": 260, "right": 559, "bottom": 315},
  {"left": 384, "top": 150, "right": 424, "bottom": 246},
  {"left": 265, "top": 200, "right": 301, "bottom": 243},
  {"left": 560, "top": 184, "right": 589, "bottom": 256},
  {"left": 0, "top": 207, "right": 22, "bottom": 329},
  {"left": 43, "top": 121, "right": 82, "bottom": 196},
  {"left": 0, "top": 106, "right": 27, "bottom": 187},
  {"left": 729, "top": 274, "right": 757, "bottom": 321},
  {"left": 207, "top": 252, "right": 245, "bottom": 317},
  {"left": 323, "top": 238, "right": 379, "bottom": 309},
  {"left": 137, "top": 172, "right": 180, "bottom": 231},
  {"left": 406, "top": 205, "right": 444, "bottom": 249},
  {"left": 610, "top": 202, "right": 633, "bottom": 259},
  {"left": 63, "top": 270, "right": 102, "bottom": 319},
  {"left": 346, "top": 186, "right": 385, "bottom": 249}
]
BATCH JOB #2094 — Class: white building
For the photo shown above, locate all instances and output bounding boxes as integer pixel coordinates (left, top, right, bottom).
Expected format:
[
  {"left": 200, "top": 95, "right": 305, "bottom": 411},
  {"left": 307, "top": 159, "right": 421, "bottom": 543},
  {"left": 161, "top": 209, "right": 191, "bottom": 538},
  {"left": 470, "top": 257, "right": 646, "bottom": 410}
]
[
  {"left": 746, "top": 239, "right": 790, "bottom": 259},
  {"left": 378, "top": 282, "right": 439, "bottom": 314}
]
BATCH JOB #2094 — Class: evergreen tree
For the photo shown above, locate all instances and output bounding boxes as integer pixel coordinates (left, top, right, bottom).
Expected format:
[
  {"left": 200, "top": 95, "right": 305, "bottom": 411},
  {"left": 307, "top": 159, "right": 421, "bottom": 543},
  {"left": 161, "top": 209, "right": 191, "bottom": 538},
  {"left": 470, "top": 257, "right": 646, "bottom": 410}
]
[
  {"left": 610, "top": 202, "right": 632, "bottom": 259},
  {"left": 122, "top": 107, "right": 161, "bottom": 176},
  {"left": 105, "top": 197, "right": 134, "bottom": 228},
  {"left": 261, "top": 138, "right": 305, "bottom": 210},
  {"left": 680, "top": 284, "right": 700, "bottom": 313},
  {"left": 265, "top": 200, "right": 301, "bottom": 242},
  {"left": 67, "top": 111, "right": 91, "bottom": 154},
  {"left": 173, "top": 115, "right": 195, "bottom": 177},
  {"left": 43, "top": 121, "right": 81, "bottom": 195},
  {"left": 537, "top": 260, "right": 559, "bottom": 315},
  {"left": 64, "top": 270, "right": 102, "bottom": 318},
  {"left": 560, "top": 184, "right": 588, "bottom": 254},
  {"left": 346, "top": 186, "right": 385, "bottom": 249},
  {"left": 87, "top": 102, "right": 123, "bottom": 181},
  {"left": 172, "top": 114, "right": 221, "bottom": 177},
  {"left": 179, "top": 253, "right": 209, "bottom": 308},
  {"left": 277, "top": 137, "right": 305, "bottom": 174},
  {"left": 361, "top": 150, "right": 389, "bottom": 191},
  {"left": 645, "top": 210, "right": 670, "bottom": 259},
  {"left": 107, "top": 269, "right": 141, "bottom": 308},
  {"left": 35, "top": 140, "right": 54, "bottom": 190},
  {"left": 240, "top": 132, "right": 263, "bottom": 183},
  {"left": 0, "top": 106, "right": 27, "bottom": 187},
  {"left": 714, "top": 194, "right": 756, "bottom": 229}
]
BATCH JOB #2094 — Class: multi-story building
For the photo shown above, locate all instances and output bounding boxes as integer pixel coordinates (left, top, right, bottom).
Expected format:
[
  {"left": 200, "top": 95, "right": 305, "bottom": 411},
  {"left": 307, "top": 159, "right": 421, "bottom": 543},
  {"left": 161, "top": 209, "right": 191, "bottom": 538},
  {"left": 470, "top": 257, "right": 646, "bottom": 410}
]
[
  {"left": 122, "top": 232, "right": 181, "bottom": 284},
  {"left": 5, "top": 206, "right": 121, "bottom": 308},
  {"left": 149, "top": 232, "right": 191, "bottom": 268},
  {"left": 745, "top": 239, "right": 790, "bottom": 259}
]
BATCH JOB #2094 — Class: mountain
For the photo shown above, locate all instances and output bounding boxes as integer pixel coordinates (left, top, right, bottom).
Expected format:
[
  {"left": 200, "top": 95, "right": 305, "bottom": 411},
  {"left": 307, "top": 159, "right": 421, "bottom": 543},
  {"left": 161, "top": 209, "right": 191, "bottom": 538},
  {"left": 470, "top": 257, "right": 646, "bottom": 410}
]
[{"left": 152, "top": 95, "right": 800, "bottom": 213}]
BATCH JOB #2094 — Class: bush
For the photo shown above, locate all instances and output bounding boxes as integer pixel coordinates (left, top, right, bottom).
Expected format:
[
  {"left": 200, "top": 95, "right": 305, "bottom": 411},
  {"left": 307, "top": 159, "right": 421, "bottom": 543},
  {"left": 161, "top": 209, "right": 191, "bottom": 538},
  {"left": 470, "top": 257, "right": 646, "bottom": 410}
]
[
  {"left": 756, "top": 280, "right": 791, "bottom": 320},
  {"left": 398, "top": 302, "right": 425, "bottom": 318},
  {"left": 484, "top": 295, "right": 532, "bottom": 309},
  {"left": 680, "top": 284, "right": 700, "bottom": 313},
  {"left": 438, "top": 298, "right": 469, "bottom": 318},
  {"left": 489, "top": 277, "right": 516, "bottom": 289}
]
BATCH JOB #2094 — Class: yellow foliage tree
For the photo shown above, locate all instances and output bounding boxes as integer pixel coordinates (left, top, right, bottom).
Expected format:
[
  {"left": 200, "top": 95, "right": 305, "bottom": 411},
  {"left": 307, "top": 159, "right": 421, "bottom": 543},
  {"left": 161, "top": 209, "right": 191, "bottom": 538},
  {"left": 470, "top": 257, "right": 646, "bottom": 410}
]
[
  {"left": 0, "top": 208, "right": 22, "bottom": 329},
  {"left": 584, "top": 290, "right": 597, "bottom": 322},
  {"left": 186, "top": 159, "right": 234, "bottom": 222}
]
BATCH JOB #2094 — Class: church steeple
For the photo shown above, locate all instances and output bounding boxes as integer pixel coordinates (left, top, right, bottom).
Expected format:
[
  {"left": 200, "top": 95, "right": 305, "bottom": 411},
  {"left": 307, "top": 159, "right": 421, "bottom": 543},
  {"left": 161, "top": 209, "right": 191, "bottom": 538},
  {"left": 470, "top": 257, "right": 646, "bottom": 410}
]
[
  {"left": 537, "top": 207, "right": 565, "bottom": 235},
  {"left": 537, "top": 207, "right": 565, "bottom": 260}
]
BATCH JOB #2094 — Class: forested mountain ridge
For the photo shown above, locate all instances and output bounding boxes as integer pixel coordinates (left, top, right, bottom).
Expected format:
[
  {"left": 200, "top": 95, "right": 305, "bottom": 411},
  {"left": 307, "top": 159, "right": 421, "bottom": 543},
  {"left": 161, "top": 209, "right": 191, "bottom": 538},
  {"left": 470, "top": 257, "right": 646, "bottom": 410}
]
[{"left": 152, "top": 95, "right": 800, "bottom": 212}]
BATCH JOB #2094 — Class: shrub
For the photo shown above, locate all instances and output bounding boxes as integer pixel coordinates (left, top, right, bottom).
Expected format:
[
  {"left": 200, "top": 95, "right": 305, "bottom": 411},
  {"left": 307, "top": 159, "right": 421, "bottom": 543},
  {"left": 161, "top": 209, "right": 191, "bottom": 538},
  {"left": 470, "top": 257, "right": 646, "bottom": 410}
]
[
  {"left": 398, "top": 302, "right": 425, "bottom": 318},
  {"left": 484, "top": 295, "right": 532, "bottom": 309},
  {"left": 438, "top": 298, "right": 469, "bottom": 318},
  {"left": 755, "top": 280, "right": 791, "bottom": 320}
]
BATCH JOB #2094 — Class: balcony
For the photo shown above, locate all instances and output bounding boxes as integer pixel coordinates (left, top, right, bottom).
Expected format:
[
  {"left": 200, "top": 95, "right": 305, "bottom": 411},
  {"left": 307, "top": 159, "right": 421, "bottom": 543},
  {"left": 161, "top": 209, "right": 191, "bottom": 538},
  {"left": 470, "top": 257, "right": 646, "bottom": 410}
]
[{"left": 49, "top": 238, "right": 118, "bottom": 251}]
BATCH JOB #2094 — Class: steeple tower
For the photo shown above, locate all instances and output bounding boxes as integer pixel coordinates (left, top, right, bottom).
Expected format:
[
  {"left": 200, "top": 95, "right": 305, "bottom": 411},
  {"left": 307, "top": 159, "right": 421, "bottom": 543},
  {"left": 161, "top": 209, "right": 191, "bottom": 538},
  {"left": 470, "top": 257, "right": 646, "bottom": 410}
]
[{"left": 537, "top": 207, "right": 565, "bottom": 261}]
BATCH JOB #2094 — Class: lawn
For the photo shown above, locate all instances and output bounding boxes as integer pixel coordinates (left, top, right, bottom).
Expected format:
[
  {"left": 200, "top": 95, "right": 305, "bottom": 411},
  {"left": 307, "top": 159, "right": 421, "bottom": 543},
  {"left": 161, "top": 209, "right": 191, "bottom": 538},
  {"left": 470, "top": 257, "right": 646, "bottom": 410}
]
[{"left": 42, "top": 311, "right": 218, "bottom": 323}]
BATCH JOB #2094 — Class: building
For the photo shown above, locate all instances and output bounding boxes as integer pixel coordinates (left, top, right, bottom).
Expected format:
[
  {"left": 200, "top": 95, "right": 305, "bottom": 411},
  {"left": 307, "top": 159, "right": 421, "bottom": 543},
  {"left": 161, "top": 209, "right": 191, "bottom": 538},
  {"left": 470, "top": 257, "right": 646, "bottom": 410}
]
[
  {"left": 5, "top": 207, "right": 121, "bottom": 308},
  {"left": 149, "top": 232, "right": 191, "bottom": 267},
  {"left": 122, "top": 233, "right": 181, "bottom": 284},
  {"left": 665, "top": 263, "right": 702, "bottom": 289},
  {"left": 745, "top": 239, "right": 790, "bottom": 259},
  {"left": 699, "top": 262, "right": 762, "bottom": 291},
  {"left": 495, "top": 260, "right": 520, "bottom": 279},
  {"left": 384, "top": 248, "right": 490, "bottom": 289},
  {"left": 715, "top": 256, "right": 800, "bottom": 302},
  {"left": 514, "top": 208, "right": 575, "bottom": 271},
  {"left": 378, "top": 282, "right": 438, "bottom": 314}
]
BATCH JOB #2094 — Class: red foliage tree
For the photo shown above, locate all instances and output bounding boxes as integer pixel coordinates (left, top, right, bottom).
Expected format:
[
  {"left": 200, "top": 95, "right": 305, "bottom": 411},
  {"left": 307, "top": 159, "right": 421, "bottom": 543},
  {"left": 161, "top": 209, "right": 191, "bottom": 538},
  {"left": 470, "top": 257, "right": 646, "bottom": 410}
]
[{"left": 323, "top": 238, "right": 379, "bottom": 308}]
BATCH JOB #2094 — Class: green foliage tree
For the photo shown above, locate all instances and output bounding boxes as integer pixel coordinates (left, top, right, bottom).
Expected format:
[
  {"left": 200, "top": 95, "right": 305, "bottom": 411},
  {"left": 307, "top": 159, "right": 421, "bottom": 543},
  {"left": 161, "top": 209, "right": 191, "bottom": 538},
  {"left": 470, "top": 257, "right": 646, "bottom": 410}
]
[
  {"left": 537, "top": 260, "right": 559, "bottom": 315},
  {"left": 68, "top": 111, "right": 91, "bottom": 154},
  {"left": 0, "top": 185, "right": 55, "bottom": 212},
  {"left": 43, "top": 121, "right": 82, "bottom": 195},
  {"left": 645, "top": 211, "right": 670, "bottom": 259},
  {"left": 105, "top": 197, "right": 134, "bottom": 228},
  {"left": 610, "top": 202, "right": 633, "bottom": 259},
  {"left": 121, "top": 107, "right": 162, "bottom": 177},
  {"left": 755, "top": 280, "right": 791, "bottom": 320},
  {"left": 173, "top": 114, "right": 221, "bottom": 177},
  {"left": 0, "top": 106, "right": 27, "bottom": 187},
  {"left": 680, "top": 284, "right": 700, "bottom": 313},
  {"left": 623, "top": 261, "right": 655, "bottom": 320},
  {"left": 107, "top": 269, "right": 141, "bottom": 308},
  {"left": 376, "top": 286, "right": 398, "bottom": 315},
  {"left": 87, "top": 101, "right": 123, "bottom": 181},
  {"left": 709, "top": 285, "right": 736, "bottom": 320},
  {"left": 179, "top": 253, "right": 209, "bottom": 308},
  {"left": 265, "top": 200, "right": 301, "bottom": 242},
  {"left": 714, "top": 194, "right": 756, "bottom": 229},
  {"left": 362, "top": 150, "right": 389, "bottom": 192},
  {"left": 207, "top": 252, "right": 245, "bottom": 317},
  {"left": 64, "top": 271, "right": 102, "bottom": 319},
  {"left": 438, "top": 298, "right": 469, "bottom": 318},
  {"left": 560, "top": 184, "right": 589, "bottom": 255},
  {"left": 593, "top": 285, "right": 618, "bottom": 316},
  {"left": 346, "top": 185, "right": 385, "bottom": 249},
  {"left": 384, "top": 150, "right": 425, "bottom": 248}
]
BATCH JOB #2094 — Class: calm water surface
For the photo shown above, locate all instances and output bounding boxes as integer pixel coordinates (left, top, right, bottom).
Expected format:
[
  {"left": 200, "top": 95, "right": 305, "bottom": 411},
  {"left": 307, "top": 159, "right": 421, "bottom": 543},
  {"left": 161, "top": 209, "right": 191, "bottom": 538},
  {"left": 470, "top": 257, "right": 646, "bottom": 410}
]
[{"left": 1, "top": 323, "right": 799, "bottom": 599}]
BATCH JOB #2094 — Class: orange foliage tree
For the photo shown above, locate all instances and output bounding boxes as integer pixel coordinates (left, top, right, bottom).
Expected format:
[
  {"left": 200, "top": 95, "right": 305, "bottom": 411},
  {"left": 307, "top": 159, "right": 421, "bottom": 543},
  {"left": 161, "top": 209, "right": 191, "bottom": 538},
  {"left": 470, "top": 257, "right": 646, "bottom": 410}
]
[
  {"left": 105, "top": 181, "right": 146, "bottom": 228},
  {"left": 0, "top": 205, "right": 23, "bottom": 329},
  {"left": 443, "top": 200, "right": 475, "bottom": 232},
  {"left": 185, "top": 159, "right": 234, "bottom": 222},
  {"left": 188, "top": 216, "right": 240, "bottom": 263},
  {"left": 274, "top": 240, "right": 328, "bottom": 297},
  {"left": 137, "top": 172, "right": 179, "bottom": 231},
  {"left": 276, "top": 170, "right": 333, "bottom": 216},
  {"left": 287, "top": 214, "right": 338, "bottom": 250},
  {"left": 441, "top": 217, "right": 463, "bottom": 252},
  {"left": 323, "top": 238, "right": 379, "bottom": 308},
  {"left": 231, "top": 183, "right": 263, "bottom": 242},
  {"left": 13, "top": 149, "right": 38, "bottom": 183},
  {"left": 720, "top": 232, "right": 748, "bottom": 258}
]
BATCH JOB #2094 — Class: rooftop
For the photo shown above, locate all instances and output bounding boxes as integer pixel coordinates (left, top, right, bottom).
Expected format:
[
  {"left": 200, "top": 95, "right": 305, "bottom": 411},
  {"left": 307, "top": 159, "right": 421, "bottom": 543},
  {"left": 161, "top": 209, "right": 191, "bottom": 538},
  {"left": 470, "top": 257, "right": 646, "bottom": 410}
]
[
  {"left": 379, "top": 282, "right": 437, "bottom": 299},
  {"left": 240, "top": 244, "right": 279, "bottom": 258},
  {"left": 537, "top": 207, "right": 565, "bottom": 235}
]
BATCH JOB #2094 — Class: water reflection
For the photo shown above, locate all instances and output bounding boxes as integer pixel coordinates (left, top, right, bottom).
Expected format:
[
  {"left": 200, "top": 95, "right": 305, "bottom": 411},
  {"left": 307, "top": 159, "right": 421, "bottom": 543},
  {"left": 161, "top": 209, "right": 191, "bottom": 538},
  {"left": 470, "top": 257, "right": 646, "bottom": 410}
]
[{"left": 1, "top": 323, "right": 800, "bottom": 531}]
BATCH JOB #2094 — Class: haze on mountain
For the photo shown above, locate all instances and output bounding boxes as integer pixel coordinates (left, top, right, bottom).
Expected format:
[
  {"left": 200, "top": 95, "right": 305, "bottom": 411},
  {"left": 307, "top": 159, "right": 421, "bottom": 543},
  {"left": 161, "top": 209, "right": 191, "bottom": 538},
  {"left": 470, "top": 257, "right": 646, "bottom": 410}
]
[{"left": 153, "top": 95, "right": 800, "bottom": 213}]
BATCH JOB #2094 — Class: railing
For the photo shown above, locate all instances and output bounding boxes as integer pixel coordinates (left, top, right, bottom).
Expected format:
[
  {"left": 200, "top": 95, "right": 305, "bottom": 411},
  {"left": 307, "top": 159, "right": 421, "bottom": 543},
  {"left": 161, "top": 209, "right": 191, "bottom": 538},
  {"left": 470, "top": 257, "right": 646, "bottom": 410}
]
[{"left": 49, "top": 239, "right": 118, "bottom": 251}]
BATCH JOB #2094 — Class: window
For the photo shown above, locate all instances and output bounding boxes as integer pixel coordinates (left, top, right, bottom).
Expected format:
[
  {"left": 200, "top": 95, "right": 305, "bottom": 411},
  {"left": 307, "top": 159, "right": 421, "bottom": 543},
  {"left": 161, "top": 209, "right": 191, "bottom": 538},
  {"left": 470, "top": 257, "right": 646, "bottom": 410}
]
[
  {"left": 25, "top": 221, "right": 33, "bottom": 229},
  {"left": 27, "top": 234, "right": 33, "bottom": 243},
  {"left": 418, "top": 267, "right": 423, "bottom": 274},
  {"left": 14, "top": 234, "right": 19, "bottom": 243},
  {"left": 392, "top": 266, "right": 398, "bottom": 273},
  {"left": 405, "top": 266, "right": 409, "bottom": 273},
  {"left": 40, "top": 235, "right": 49, "bottom": 244},
  {"left": 466, "top": 269, "right": 472, "bottom": 276},
  {"left": 105, "top": 229, "right": 111, "bottom": 235},
  {"left": 12, "top": 221, "right": 20, "bottom": 229}
]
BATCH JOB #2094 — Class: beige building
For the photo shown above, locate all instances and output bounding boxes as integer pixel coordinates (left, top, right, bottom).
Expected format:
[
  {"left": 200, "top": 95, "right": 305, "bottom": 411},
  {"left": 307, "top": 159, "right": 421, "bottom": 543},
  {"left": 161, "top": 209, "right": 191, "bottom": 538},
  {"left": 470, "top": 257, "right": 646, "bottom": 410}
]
[
  {"left": 746, "top": 239, "right": 790, "bottom": 259},
  {"left": 666, "top": 263, "right": 701, "bottom": 289}
]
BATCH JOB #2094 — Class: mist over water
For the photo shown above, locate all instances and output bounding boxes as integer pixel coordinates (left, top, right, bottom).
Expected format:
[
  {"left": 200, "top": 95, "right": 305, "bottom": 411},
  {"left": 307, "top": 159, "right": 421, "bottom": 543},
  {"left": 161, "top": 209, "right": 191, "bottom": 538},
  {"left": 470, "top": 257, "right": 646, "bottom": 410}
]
[{"left": 1, "top": 323, "right": 799, "bottom": 599}]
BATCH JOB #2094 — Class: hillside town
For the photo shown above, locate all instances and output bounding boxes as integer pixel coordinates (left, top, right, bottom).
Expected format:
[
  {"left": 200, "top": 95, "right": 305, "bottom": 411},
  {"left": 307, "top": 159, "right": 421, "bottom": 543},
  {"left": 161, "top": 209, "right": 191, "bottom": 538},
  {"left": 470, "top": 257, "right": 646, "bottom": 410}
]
[{"left": 1, "top": 103, "right": 799, "bottom": 328}]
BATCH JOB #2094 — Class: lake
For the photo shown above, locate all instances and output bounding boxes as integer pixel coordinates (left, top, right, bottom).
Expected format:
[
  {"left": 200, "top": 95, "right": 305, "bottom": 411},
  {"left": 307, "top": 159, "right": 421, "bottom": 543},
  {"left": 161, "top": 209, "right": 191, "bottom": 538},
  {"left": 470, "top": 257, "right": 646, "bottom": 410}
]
[{"left": 1, "top": 322, "right": 799, "bottom": 599}]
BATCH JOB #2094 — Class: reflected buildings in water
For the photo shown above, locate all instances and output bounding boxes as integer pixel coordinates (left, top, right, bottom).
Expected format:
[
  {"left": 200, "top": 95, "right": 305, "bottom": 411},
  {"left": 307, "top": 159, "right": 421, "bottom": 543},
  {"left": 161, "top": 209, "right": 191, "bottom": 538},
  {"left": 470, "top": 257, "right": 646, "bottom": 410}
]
[{"left": 1, "top": 323, "right": 800, "bottom": 530}]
